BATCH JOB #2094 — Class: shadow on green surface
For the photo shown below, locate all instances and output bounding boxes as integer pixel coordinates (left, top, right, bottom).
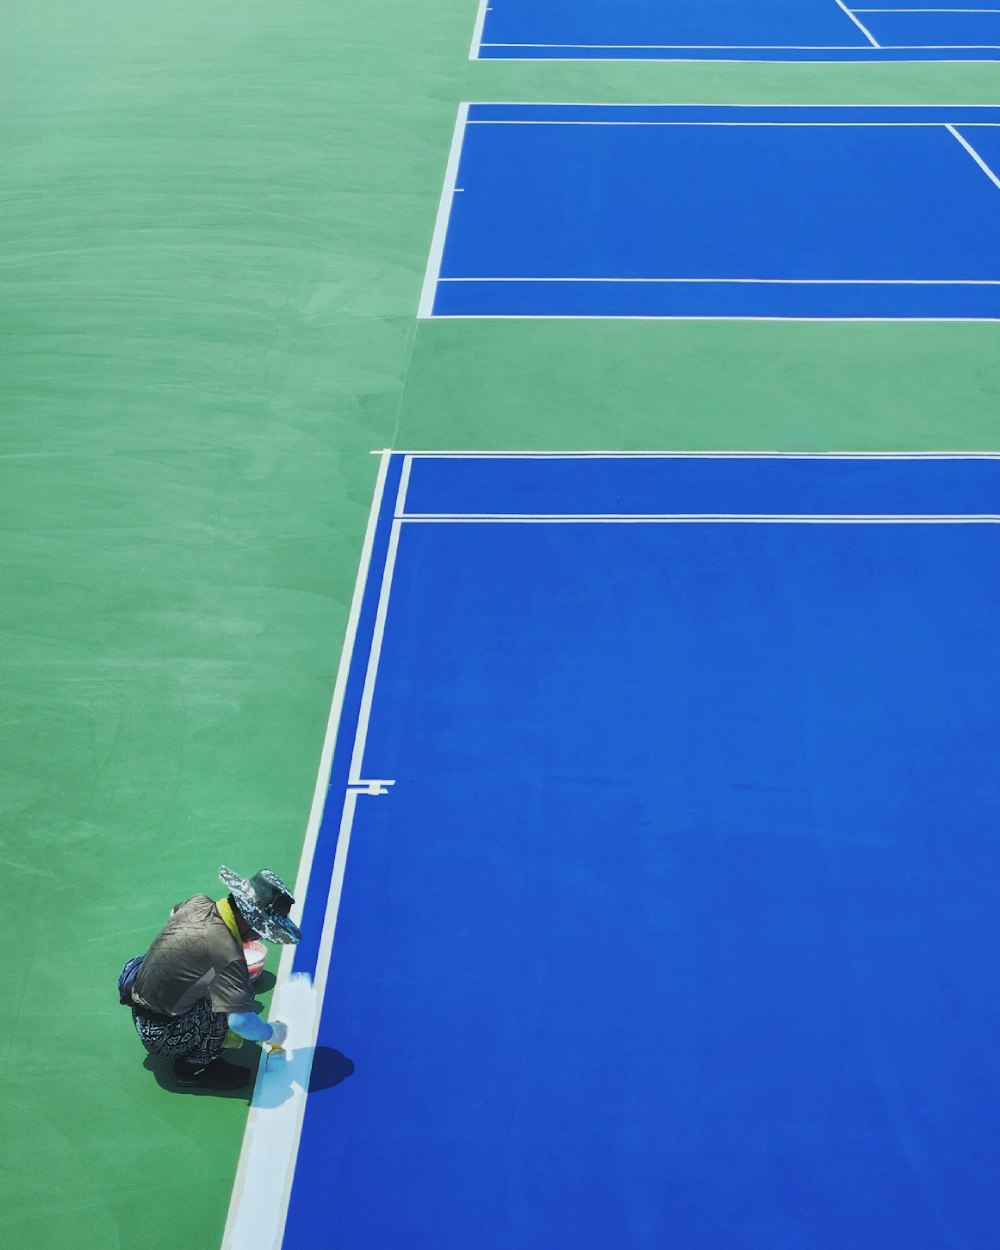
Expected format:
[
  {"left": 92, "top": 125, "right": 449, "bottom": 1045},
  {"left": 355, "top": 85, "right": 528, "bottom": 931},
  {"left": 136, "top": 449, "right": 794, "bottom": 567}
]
[
  {"left": 141, "top": 1045, "right": 261, "bottom": 1102},
  {"left": 138, "top": 1042, "right": 355, "bottom": 1103},
  {"left": 252, "top": 970, "right": 277, "bottom": 994}
]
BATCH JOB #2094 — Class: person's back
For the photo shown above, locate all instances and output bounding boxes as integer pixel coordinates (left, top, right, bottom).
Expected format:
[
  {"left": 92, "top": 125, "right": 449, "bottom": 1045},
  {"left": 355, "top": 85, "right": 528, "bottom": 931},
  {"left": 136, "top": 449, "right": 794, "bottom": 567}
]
[
  {"left": 133, "top": 894, "right": 256, "bottom": 1020},
  {"left": 127, "top": 867, "right": 300, "bottom": 1090}
]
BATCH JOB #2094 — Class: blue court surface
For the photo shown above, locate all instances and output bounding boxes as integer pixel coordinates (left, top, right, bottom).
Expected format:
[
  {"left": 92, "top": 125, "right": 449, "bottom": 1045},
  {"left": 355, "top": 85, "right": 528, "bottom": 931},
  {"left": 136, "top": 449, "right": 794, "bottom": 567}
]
[
  {"left": 472, "top": 0, "right": 1000, "bottom": 61},
  {"left": 229, "top": 453, "right": 1000, "bottom": 1250},
  {"left": 420, "top": 105, "right": 1000, "bottom": 321}
]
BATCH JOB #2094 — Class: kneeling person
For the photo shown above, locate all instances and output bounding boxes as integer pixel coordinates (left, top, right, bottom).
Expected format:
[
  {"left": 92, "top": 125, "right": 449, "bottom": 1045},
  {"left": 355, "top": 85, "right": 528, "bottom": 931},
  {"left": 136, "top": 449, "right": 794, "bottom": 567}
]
[{"left": 130, "top": 866, "right": 300, "bottom": 1090}]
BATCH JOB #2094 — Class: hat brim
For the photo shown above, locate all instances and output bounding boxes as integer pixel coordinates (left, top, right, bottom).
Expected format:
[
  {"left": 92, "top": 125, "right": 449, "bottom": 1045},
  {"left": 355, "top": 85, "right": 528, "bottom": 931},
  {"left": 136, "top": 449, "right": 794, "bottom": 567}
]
[{"left": 220, "top": 866, "right": 302, "bottom": 945}]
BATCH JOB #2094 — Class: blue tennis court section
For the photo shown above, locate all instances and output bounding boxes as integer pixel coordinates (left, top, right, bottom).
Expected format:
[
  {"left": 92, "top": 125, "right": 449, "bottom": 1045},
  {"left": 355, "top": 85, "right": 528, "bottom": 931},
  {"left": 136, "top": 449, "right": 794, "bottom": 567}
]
[
  {"left": 267, "top": 454, "right": 1000, "bottom": 1250},
  {"left": 473, "top": 0, "right": 1000, "bottom": 61},
  {"left": 421, "top": 105, "right": 1000, "bottom": 320}
]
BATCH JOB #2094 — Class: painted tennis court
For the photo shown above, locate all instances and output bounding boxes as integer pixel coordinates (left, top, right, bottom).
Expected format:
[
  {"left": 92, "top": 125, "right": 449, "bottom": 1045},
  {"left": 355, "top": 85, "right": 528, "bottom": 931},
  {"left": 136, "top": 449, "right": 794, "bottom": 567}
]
[
  {"left": 422, "top": 105, "right": 1000, "bottom": 321},
  {"left": 472, "top": 0, "right": 1000, "bottom": 61},
  {"left": 227, "top": 453, "right": 1000, "bottom": 1250},
  {"left": 7, "top": 3, "right": 1000, "bottom": 1250}
]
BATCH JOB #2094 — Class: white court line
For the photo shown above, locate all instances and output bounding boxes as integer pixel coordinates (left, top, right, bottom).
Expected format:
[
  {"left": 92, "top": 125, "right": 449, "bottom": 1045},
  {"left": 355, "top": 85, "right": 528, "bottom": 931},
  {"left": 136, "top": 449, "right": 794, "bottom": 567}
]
[
  {"left": 389, "top": 451, "right": 1000, "bottom": 459},
  {"left": 481, "top": 54, "right": 1000, "bottom": 62},
  {"left": 481, "top": 42, "right": 876, "bottom": 48},
  {"left": 438, "top": 277, "right": 1000, "bottom": 285},
  {"left": 221, "top": 452, "right": 402, "bottom": 1250},
  {"left": 398, "top": 513, "right": 1000, "bottom": 524},
  {"left": 947, "top": 124, "right": 1000, "bottom": 191},
  {"left": 477, "top": 42, "right": 1000, "bottom": 51},
  {"left": 480, "top": 41, "right": 999, "bottom": 48},
  {"left": 469, "top": 0, "right": 491, "bottom": 59},
  {"left": 418, "top": 104, "right": 469, "bottom": 320},
  {"left": 429, "top": 313, "right": 1000, "bottom": 321},
  {"left": 469, "top": 100, "right": 999, "bottom": 108},
  {"left": 835, "top": 0, "right": 884, "bottom": 42},
  {"left": 465, "top": 119, "right": 1000, "bottom": 127},
  {"left": 856, "top": 6, "right": 1000, "bottom": 9}
]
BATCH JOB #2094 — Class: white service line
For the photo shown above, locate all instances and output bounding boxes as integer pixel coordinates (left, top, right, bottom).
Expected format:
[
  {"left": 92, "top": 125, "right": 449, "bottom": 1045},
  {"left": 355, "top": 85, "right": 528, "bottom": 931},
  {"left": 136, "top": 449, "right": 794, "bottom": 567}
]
[
  {"left": 946, "top": 124, "right": 1000, "bottom": 191},
  {"left": 389, "top": 450, "right": 1000, "bottom": 459},
  {"left": 467, "top": 99, "right": 998, "bottom": 107},
  {"left": 398, "top": 513, "right": 1000, "bottom": 524},
  {"left": 481, "top": 41, "right": 873, "bottom": 48},
  {"left": 428, "top": 313, "right": 1000, "bottom": 322},
  {"left": 465, "top": 118, "right": 1000, "bottom": 126},
  {"left": 834, "top": 0, "right": 883, "bottom": 44},
  {"left": 437, "top": 276, "right": 1000, "bottom": 285},
  {"left": 221, "top": 452, "right": 396, "bottom": 1250},
  {"left": 418, "top": 105, "right": 470, "bottom": 319},
  {"left": 476, "top": 41, "right": 996, "bottom": 50}
]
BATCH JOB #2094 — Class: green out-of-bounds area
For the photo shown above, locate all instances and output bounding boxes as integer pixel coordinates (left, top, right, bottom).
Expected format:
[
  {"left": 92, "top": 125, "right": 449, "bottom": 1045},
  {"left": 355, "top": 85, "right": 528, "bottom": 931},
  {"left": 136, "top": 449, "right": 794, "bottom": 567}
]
[{"left": 2, "top": 2, "right": 998, "bottom": 1247}]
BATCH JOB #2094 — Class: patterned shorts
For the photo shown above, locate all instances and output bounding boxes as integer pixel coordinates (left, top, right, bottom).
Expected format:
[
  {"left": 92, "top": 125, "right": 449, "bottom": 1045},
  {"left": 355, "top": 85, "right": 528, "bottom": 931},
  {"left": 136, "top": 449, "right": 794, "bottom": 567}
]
[{"left": 133, "top": 998, "right": 228, "bottom": 1065}]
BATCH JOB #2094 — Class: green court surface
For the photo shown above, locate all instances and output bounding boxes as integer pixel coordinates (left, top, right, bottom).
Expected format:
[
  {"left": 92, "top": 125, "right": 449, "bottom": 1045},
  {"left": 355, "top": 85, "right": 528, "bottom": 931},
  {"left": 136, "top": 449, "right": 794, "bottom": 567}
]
[{"left": 2, "top": 3, "right": 999, "bottom": 1248}]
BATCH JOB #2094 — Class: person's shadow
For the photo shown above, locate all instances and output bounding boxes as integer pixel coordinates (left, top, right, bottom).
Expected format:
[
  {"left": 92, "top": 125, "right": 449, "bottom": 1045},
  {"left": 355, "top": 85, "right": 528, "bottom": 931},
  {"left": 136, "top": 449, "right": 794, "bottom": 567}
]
[
  {"left": 143, "top": 1044, "right": 354, "bottom": 1102},
  {"left": 251, "top": 1045, "right": 355, "bottom": 1108},
  {"left": 308, "top": 1046, "right": 355, "bottom": 1093}
]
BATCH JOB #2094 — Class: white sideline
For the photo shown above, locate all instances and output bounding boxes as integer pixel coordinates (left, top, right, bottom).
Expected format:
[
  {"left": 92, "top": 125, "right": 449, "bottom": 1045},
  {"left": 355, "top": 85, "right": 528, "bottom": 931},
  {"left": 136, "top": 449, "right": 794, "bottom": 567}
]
[
  {"left": 418, "top": 105, "right": 470, "bottom": 319},
  {"left": 221, "top": 452, "right": 395, "bottom": 1250},
  {"left": 469, "top": 0, "right": 490, "bottom": 59}
]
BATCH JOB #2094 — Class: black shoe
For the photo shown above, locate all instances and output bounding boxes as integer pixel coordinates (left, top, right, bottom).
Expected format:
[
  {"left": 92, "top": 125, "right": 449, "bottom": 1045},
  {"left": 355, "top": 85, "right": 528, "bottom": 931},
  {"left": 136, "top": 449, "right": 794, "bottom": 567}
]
[{"left": 173, "top": 1056, "right": 252, "bottom": 1090}]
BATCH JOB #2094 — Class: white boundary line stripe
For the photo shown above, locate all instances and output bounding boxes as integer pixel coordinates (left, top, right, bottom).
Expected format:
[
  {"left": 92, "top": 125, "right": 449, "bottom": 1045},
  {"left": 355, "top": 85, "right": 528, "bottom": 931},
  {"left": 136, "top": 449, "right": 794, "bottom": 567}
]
[
  {"left": 465, "top": 119, "right": 1000, "bottom": 126},
  {"left": 428, "top": 314, "right": 1000, "bottom": 322},
  {"left": 479, "top": 41, "right": 1000, "bottom": 48},
  {"left": 466, "top": 100, "right": 1000, "bottom": 107},
  {"left": 480, "top": 42, "right": 877, "bottom": 48},
  {"left": 469, "top": 0, "right": 490, "bottom": 59},
  {"left": 470, "top": 100, "right": 1000, "bottom": 106},
  {"left": 418, "top": 105, "right": 469, "bottom": 320},
  {"left": 438, "top": 277, "right": 1000, "bottom": 285},
  {"left": 388, "top": 451, "right": 1000, "bottom": 458},
  {"left": 836, "top": 0, "right": 884, "bottom": 43},
  {"left": 478, "top": 56, "right": 1000, "bottom": 62},
  {"left": 396, "top": 514, "right": 1000, "bottom": 524},
  {"left": 222, "top": 452, "right": 395, "bottom": 1250},
  {"left": 946, "top": 124, "right": 1000, "bottom": 190}
]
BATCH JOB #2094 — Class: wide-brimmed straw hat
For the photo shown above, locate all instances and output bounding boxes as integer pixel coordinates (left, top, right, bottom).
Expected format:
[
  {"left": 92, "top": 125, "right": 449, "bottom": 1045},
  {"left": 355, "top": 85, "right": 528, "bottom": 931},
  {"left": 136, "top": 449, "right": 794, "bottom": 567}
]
[{"left": 219, "top": 866, "right": 301, "bottom": 945}]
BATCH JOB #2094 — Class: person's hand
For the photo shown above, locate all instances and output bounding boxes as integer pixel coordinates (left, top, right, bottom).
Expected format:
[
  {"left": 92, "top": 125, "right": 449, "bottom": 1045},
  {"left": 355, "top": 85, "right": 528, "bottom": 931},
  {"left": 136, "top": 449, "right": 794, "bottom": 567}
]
[{"left": 268, "top": 1020, "right": 288, "bottom": 1048}]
